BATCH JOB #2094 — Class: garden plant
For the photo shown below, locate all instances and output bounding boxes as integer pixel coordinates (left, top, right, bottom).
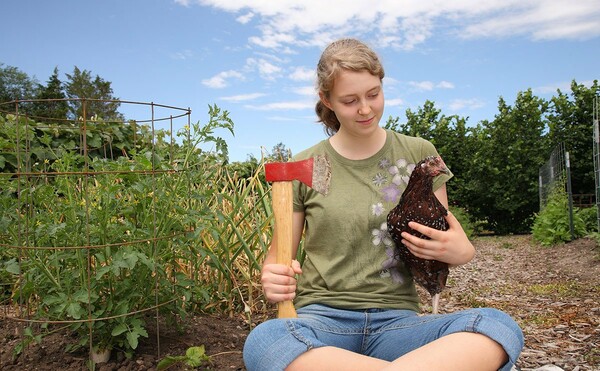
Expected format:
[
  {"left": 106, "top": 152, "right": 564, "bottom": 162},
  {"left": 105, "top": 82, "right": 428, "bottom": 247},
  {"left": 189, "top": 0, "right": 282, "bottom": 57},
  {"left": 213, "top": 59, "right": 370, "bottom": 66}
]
[{"left": 0, "top": 102, "right": 271, "bottom": 365}]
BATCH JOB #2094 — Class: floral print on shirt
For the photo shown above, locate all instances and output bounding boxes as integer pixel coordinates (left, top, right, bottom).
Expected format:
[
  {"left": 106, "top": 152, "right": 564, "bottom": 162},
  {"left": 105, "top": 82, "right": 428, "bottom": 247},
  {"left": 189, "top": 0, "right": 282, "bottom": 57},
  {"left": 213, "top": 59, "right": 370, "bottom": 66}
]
[{"left": 370, "top": 157, "right": 416, "bottom": 283}]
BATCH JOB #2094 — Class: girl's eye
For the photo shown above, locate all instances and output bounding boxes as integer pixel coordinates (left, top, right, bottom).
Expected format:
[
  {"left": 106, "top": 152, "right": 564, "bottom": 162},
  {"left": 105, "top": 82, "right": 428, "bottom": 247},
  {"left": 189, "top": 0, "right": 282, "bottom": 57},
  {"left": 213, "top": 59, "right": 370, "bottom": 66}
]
[
  {"left": 368, "top": 92, "right": 379, "bottom": 99},
  {"left": 342, "top": 100, "right": 356, "bottom": 105}
]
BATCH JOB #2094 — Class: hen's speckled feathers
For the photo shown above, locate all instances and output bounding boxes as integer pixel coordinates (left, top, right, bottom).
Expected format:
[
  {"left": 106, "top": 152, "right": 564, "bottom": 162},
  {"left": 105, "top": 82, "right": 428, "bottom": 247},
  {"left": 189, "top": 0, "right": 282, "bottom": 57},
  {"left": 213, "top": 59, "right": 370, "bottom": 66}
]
[{"left": 387, "top": 156, "right": 450, "bottom": 313}]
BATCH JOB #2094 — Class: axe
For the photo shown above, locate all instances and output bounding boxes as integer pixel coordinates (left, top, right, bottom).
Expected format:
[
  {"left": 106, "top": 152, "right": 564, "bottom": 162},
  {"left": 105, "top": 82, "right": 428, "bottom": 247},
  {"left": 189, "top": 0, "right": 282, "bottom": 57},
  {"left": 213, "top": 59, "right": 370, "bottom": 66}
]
[{"left": 265, "top": 155, "right": 331, "bottom": 318}]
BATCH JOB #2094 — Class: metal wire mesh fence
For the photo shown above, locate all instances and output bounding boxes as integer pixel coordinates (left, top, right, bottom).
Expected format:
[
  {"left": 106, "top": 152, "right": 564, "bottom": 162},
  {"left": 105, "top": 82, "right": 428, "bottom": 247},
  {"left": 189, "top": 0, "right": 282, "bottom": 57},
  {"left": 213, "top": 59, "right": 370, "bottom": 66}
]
[
  {"left": 0, "top": 99, "right": 192, "bottom": 365},
  {"left": 539, "top": 142, "right": 567, "bottom": 209},
  {"left": 594, "top": 95, "right": 600, "bottom": 230}
]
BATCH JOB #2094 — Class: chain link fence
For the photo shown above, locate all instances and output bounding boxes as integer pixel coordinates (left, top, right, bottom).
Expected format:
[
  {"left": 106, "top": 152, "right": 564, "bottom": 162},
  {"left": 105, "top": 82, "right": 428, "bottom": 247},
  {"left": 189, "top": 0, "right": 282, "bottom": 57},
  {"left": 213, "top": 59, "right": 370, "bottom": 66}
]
[
  {"left": 540, "top": 95, "right": 600, "bottom": 234},
  {"left": 594, "top": 95, "right": 600, "bottom": 230},
  {"left": 539, "top": 142, "right": 567, "bottom": 209}
]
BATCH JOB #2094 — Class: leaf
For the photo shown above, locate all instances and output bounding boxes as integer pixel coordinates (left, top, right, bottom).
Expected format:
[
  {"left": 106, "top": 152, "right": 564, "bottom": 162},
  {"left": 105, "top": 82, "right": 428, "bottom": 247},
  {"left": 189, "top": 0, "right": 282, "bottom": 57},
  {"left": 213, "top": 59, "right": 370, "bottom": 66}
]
[
  {"left": 72, "top": 289, "right": 90, "bottom": 303},
  {"left": 131, "top": 319, "right": 148, "bottom": 337},
  {"left": 43, "top": 293, "right": 66, "bottom": 306},
  {"left": 122, "top": 250, "right": 139, "bottom": 269},
  {"left": 111, "top": 323, "right": 128, "bottom": 337},
  {"left": 185, "top": 345, "right": 210, "bottom": 367},
  {"left": 126, "top": 331, "right": 139, "bottom": 349},
  {"left": 136, "top": 253, "right": 155, "bottom": 270},
  {"left": 95, "top": 265, "right": 112, "bottom": 280},
  {"left": 23, "top": 327, "right": 34, "bottom": 337},
  {"left": 156, "top": 357, "right": 179, "bottom": 370},
  {"left": 66, "top": 302, "right": 84, "bottom": 320},
  {"left": 113, "top": 301, "right": 130, "bottom": 316},
  {"left": 4, "top": 258, "right": 20, "bottom": 275}
]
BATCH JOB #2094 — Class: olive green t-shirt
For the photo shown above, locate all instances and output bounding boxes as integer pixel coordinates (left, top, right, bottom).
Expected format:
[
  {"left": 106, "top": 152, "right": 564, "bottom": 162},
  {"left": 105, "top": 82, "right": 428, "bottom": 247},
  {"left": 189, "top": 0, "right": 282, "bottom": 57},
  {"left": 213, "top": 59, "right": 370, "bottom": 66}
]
[{"left": 292, "top": 129, "right": 453, "bottom": 311}]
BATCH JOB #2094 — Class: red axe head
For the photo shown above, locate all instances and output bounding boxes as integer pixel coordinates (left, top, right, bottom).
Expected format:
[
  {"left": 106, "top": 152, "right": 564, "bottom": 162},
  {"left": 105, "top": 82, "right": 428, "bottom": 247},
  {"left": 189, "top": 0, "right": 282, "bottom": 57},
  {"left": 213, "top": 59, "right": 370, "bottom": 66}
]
[{"left": 265, "top": 155, "right": 331, "bottom": 195}]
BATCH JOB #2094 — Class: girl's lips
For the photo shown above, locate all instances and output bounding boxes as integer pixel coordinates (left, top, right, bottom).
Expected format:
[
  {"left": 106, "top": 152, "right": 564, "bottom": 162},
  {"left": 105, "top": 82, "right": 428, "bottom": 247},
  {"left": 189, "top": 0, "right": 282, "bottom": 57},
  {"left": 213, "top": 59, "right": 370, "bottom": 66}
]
[{"left": 357, "top": 116, "right": 374, "bottom": 125}]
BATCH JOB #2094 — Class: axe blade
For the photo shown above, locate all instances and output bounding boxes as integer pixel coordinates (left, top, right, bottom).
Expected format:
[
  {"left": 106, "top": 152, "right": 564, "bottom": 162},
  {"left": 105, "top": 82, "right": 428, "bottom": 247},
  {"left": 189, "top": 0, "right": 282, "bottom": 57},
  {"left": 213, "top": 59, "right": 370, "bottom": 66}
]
[{"left": 265, "top": 155, "right": 331, "bottom": 195}]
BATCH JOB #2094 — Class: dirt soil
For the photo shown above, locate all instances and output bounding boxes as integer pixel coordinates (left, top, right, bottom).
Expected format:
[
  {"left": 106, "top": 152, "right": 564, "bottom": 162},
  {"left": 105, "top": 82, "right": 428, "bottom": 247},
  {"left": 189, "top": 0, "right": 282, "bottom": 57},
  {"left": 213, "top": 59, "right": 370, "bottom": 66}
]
[{"left": 1, "top": 235, "right": 599, "bottom": 370}]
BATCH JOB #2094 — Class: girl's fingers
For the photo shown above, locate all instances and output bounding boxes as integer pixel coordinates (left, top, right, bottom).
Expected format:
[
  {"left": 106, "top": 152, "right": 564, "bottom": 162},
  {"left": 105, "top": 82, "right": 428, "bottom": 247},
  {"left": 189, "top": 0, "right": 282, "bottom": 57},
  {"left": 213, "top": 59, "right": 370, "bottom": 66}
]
[{"left": 261, "top": 263, "right": 300, "bottom": 303}]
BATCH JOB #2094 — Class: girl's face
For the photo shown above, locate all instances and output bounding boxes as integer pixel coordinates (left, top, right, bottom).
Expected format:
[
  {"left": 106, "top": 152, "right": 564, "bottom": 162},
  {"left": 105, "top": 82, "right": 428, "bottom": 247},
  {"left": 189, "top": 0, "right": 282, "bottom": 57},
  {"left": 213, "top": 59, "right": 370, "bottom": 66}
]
[{"left": 320, "top": 69, "right": 384, "bottom": 137}]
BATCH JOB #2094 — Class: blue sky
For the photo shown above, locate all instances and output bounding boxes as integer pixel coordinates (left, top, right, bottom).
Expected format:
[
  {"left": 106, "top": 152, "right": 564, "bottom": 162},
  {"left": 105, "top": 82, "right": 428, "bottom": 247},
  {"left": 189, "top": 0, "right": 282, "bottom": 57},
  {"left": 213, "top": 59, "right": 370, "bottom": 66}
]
[{"left": 2, "top": 0, "right": 600, "bottom": 162}]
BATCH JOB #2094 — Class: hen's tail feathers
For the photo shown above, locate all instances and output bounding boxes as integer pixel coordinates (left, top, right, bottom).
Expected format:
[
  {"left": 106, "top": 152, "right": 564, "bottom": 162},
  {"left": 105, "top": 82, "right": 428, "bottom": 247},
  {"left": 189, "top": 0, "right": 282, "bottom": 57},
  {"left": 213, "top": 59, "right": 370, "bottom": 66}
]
[{"left": 432, "top": 293, "right": 440, "bottom": 314}]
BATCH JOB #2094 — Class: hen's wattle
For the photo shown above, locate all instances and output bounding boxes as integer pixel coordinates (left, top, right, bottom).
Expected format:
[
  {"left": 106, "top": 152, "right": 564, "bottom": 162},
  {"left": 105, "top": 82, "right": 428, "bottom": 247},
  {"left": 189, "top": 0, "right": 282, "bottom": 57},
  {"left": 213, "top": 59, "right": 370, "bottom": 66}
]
[{"left": 387, "top": 156, "right": 450, "bottom": 314}]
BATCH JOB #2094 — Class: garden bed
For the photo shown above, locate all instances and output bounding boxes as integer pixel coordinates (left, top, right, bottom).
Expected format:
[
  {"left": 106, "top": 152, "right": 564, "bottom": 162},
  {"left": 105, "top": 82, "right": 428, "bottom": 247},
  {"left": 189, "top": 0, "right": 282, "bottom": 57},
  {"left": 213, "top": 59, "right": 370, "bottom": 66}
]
[{"left": 1, "top": 235, "right": 598, "bottom": 370}]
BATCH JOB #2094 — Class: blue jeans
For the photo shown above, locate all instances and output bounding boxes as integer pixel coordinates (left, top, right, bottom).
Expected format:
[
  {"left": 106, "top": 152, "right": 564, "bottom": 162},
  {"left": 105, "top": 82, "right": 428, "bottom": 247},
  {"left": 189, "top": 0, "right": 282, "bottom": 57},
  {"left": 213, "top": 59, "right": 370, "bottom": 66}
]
[{"left": 243, "top": 304, "right": 523, "bottom": 371}]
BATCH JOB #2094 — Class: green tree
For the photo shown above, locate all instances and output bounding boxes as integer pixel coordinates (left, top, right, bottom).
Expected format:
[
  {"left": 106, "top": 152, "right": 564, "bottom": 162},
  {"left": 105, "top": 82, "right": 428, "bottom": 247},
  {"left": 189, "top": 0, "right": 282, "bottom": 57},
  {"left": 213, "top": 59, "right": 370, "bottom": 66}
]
[
  {"left": 466, "top": 90, "right": 549, "bottom": 233},
  {"left": 0, "top": 63, "right": 37, "bottom": 102},
  {"left": 30, "top": 67, "right": 69, "bottom": 122},
  {"left": 385, "top": 101, "right": 477, "bottom": 211},
  {"left": 547, "top": 79, "right": 600, "bottom": 195},
  {"left": 403, "top": 100, "right": 439, "bottom": 140},
  {"left": 64, "top": 66, "right": 123, "bottom": 121},
  {"left": 430, "top": 114, "right": 477, "bottom": 210},
  {"left": 267, "top": 142, "right": 292, "bottom": 162}
]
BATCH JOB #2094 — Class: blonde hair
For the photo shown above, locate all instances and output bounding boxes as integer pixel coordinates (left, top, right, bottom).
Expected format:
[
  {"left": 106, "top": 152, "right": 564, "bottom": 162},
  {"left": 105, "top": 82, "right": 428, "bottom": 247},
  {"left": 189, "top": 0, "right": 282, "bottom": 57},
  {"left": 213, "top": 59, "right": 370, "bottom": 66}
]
[{"left": 315, "top": 38, "right": 385, "bottom": 136}]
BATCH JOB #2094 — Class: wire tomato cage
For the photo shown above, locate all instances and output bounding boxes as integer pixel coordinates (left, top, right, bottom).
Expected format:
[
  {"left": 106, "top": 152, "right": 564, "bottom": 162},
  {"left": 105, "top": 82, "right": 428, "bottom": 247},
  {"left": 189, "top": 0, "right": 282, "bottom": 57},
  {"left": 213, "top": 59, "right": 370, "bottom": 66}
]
[{"left": 0, "top": 98, "right": 194, "bottom": 364}]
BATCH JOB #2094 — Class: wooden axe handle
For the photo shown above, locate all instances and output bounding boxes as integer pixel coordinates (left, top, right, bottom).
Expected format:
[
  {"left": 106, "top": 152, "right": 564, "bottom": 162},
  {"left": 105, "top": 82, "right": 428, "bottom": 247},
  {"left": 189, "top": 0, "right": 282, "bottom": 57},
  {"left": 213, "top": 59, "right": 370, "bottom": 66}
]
[{"left": 271, "top": 181, "right": 298, "bottom": 318}]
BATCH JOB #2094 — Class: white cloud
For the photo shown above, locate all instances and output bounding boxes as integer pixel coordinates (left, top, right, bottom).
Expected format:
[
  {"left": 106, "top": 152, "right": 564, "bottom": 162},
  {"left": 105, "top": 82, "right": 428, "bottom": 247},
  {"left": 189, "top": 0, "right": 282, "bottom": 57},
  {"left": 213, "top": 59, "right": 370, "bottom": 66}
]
[
  {"left": 246, "top": 58, "right": 282, "bottom": 80},
  {"left": 448, "top": 98, "right": 485, "bottom": 111},
  {"left": 266, "top": 115, "right": 301, "bottom": 121},
  {"left": 173, "top": 0, "right": 191, "bottom": 7},
  {"left": 292, "top": 86, "right": 316, "bottom": 96},
  {"left": 220, "top": 93, "right": 266, "bottom": 102},
  {"left": 201, "top": 70, "right": 244, "bottom": 88},
  {"left": 236, "top": 12, "right": 254, "bottom": 24},
  {"left": 533, "top": 79, "right": 596, "bottom": 94},
  {"left": 170, "top": 49, "right": 193, "bottom": 60},
  {"left": 181, "top": 0, "right": 600, "bottom": 50},
  {"left": 289, "top": 66, "right": 315, "bottom": 82},
  {"left": 437, "top": 81, "right": 455, "bottom": 89},
  {"left": 408, "top": 80, "right": 455, "bottom": 91},
  {"left": 533, "top": 82, "right": 572, "bottom": 95},
  {"left": 245, "top": 100, "right": 314, "bottom": 111},
  {"left": 202, "top": 56, "right": 286, "bottom": 89},
  {"left": 409, "top": 81, "right": 435, "bottom": 91},
  {"left": 254, "top": 52, "right": 288, "bottom": 64},
  {"left": 461, "top": 0, "right": 600, "bottom": 40},
  {"left": 248, "top": 31, "right": 296, "bottom": 49},
  {"left": 383, "top": 77, "right": 400, "bottom": 86},
  {"left": 386, "top": 98, "right": 404, "bottom": 107}
]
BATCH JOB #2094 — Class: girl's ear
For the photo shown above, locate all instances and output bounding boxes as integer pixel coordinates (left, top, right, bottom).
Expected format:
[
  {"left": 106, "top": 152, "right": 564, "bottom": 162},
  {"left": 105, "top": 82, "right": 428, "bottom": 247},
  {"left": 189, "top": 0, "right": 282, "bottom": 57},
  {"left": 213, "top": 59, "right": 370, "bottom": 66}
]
[{"left": 319, "top": 91, "right": 333, "bottom": 110}]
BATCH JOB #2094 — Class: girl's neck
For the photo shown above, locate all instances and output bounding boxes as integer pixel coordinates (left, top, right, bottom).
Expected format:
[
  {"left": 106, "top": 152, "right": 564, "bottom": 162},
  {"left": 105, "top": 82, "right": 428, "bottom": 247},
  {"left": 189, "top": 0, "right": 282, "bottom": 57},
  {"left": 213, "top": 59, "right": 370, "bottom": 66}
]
[{"left": 329, "top": 127, "right": 387, "bottom": 160}]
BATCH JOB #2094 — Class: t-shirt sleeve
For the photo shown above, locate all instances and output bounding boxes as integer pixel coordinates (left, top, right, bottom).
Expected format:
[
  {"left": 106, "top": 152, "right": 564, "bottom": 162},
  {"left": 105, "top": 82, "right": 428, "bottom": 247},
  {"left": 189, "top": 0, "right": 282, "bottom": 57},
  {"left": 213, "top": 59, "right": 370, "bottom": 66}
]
[{"left": 293, "top": 180, "right": 306, "bottom": 212}]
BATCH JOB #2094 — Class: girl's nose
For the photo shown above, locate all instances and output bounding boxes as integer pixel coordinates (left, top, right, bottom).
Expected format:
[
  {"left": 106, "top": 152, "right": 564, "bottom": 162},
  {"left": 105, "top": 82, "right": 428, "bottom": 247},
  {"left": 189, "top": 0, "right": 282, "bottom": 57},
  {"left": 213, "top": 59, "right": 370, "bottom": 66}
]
[{"left": 358, "top": 101, "right": 371, "bottom": 116}]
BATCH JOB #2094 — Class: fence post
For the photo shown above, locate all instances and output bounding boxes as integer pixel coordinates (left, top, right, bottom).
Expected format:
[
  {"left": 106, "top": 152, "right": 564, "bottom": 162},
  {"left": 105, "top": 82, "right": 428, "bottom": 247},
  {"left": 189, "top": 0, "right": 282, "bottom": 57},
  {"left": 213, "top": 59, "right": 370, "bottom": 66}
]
[
  {"left": 538, "top": 175, "right": 543, "bottom": 208},
  {"left": 565, "top": 151, "right": 575, "bottom": 240}
]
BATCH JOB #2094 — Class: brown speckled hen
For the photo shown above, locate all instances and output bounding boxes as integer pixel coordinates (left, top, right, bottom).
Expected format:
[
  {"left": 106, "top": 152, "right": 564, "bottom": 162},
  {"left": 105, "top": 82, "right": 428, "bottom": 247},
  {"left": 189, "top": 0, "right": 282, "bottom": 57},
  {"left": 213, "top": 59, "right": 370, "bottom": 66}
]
[{"left": 387, "top": 156, "right": 450, "bottom": 314}]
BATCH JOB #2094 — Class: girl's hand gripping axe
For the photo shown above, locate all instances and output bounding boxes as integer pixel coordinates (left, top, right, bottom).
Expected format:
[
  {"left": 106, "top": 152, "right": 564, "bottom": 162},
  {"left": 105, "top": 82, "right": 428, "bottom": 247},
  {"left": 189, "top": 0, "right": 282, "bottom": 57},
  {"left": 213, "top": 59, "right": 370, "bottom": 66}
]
[{"left": 264, "top": 155, "right": 331, "bottom": 318}]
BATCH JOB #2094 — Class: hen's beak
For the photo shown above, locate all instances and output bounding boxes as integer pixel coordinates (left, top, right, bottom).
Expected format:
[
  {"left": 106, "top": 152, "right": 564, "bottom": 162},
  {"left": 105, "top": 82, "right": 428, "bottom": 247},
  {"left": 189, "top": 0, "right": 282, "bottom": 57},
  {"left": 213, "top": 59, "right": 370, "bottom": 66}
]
[{"left": 437, "top": 157, "right": 450, "bottom": 175}]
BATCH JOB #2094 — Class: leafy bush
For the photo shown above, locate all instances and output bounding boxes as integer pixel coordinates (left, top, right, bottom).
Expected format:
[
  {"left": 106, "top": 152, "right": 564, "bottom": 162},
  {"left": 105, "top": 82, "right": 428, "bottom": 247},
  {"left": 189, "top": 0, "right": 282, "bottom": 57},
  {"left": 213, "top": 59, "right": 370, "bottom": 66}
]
[
  {"left": 578, "top": 206, "right": 598, "bottom": 233},
  {"left": 532, "top": 188, "right": 589, "bottom": 246},
  {"left": 0, "top": 104, "right": 245, "bottom": 359}
]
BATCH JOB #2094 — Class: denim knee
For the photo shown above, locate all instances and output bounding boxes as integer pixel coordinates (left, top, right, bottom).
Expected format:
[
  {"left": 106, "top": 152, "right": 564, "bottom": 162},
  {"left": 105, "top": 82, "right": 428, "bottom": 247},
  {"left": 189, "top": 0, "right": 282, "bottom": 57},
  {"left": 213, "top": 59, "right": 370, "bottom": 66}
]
[
  {"left": 243, "top": 319, "right": 323, "bottom": 371},
  {"left": 461, "top": 308, "right": 524, "bottom": 371}
]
